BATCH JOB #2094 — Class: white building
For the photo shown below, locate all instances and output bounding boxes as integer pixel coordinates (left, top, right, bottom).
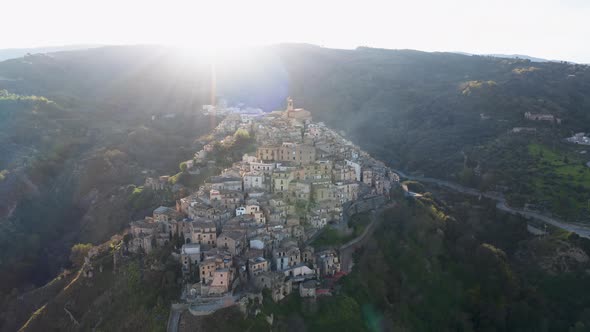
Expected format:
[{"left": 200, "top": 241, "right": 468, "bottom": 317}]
[
  {"left": 250, "top": 161, "right": 275, "bottom": 172},
  {"left": 282, "top": 263, "right": 315, "bottom": 278},
  {"left": 345, "top": 159, "right": 362, "bottom": 182},
  {"left": 180, "top": 243, "right": 201, "bottom": 273},
  {"left": 243, "top": 171, "right": 265, "bottom": 191},
  {"left": 250, "top": 239, "right": 265, "bottom": 250},
  {"left": 236, "top": 206, "right": 247, "bottom": 216}
]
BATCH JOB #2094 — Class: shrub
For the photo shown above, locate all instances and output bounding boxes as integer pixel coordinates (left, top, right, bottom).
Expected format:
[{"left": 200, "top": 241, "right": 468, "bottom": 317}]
[{"left": 70, "top": 243, "right": 93, "bottom": 267}]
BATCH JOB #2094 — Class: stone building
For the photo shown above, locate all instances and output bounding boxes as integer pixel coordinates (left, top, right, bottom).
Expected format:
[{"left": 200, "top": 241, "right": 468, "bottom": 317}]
[
  {"left": 248, "top": 257, "right": 269, "bottom": 277},
  {"left": 299, "top": 280, "right": 317, "bottom": 298},
  {"left": 216, "top": 231, "right": 244, "bottom": 255},
  {"left": 243, "top": 171, "right": 265, "bottom": 191},
  {"left": 317, "top": 250, "right": 341, "bottom": 277},
  {"left": 256, "top": 142, "right": 316, "bottom": 165},
  {"left": 181, "top": 243, "right": 201, "bottom": 275},
  {"left": 144, "top": 176, "right": 169, "bottom": 190},
  {"left": 190, "top": 220, "right": 217, "bottom": 246}
]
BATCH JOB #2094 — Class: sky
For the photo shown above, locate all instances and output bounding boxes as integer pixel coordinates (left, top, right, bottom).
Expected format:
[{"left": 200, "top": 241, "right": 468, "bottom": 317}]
[{"left": 1, "top": 0, "right": 589, "bottom": 63}]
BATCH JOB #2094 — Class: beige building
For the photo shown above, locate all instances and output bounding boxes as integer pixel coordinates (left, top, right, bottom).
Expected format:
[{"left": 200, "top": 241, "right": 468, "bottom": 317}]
[
  {"left": 250, "top": 161, "right": 275, "bottom": 173},
  {"left": 312, "top": 183, "right": 339, "bottom": 202},
  {"left": 199, "top": 250, "right": 232, "bottom": 285},
  {"left": 274, "top": 240, "right": 301, "bottom": 271},
  {"left": 216, "top": 231, "right": 244, "bottom": 255},
  {"left": 248, "top": 257, "right": 269, "bottom": 277},
  {"left": 207, "top": 176, "right": 243, "bottom": 191},
  {"left": 335, "top": 181, "right": 359, "bottom": 203},
  {"left": 253, "top": 271, "right": 293, "bottom": 302},
  {"left": 129, "top": 218, "right": 161, "bottom": 254},
  {"left": 153, "top": 206, "right": 180, "bottom": 222},
  {"left": 190, "top": 220, "right": 217, "bottom": 246},
  {"left": 299, "top": 280, "right": 317, "bottom": 298},
  {"left": 243, "top": 171, "right": 265, "bottom": 191},
  {"left": 278, "top": 142, "right": 316, "bottom": 165},
  {"left": 256, "top": 145, "right": 279, "bottom": 162},
  {"left": 210, "top": 190, "right": 244, "bottom": 210},
  {"left": 256, "top": 142, "right": 316, "bottom": 165},
  {"left": 144, "top": 176, "right": 169, "bottom": 190},
  {"left": 295, "top": 160, "right": 333, "bottom": 181},
  {"left": 272, "top": 170, "right": 294, "bottom": 193},
  {"left": 180, "top": 243, "right": 201, "bottom": 275},
  {"left": 362, "top": 169, "right": 374, "bottom": 186},
  {"left": 284, "top": 97, "right": 312, "bottom": 122},
  {"left": 288, "top": 181, "right": 312, "bottom": 201},
  {"left": 207, "top": 269, "right": 231, "bottom": 295},
  {"left": 317, "top": 250, "right": 341, "bottom": 277}
]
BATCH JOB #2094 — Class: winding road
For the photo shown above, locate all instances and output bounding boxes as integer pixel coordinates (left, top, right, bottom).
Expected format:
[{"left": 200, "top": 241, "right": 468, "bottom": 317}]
[
  {"left": 339, "top": 210, "right": 379, "bottom": 273},
  {"left": 393, "top": 169, "right": 590, "bottom": 239},
  {"left": 339, "top": 202, "right": 396, "bottom": 273},
  {"left": 166, "top": 304, "right": 186, "bottom": 332}
]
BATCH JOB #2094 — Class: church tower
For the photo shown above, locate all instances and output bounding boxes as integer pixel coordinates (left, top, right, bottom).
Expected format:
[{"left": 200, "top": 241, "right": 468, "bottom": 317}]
[{"left": 287, "top": 97, "right": 294, "bottom": 112}]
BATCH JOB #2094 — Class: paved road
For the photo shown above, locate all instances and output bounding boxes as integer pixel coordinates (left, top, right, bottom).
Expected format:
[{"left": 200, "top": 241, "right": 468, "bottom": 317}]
[
  {"left": 393, "top": 168, "right": 590, "bottom": 239},
  {"left": 339, "top": 203, "right": 396, "bottom": 273},
  {"left": 166, "top": 304, "right": 185, "bottom": 332},
  {"left": 339, "top": 211, "right": 378, "bottom": 273}
]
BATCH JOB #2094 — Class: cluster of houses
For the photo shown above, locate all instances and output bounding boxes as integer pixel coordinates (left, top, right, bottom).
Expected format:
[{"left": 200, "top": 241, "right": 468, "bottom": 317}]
[
  {"left": 126, "top": 98, "right": 400, "bottom": 306},
  {"left": 524, "top": 111, "right": 562, "bottom": 124}
]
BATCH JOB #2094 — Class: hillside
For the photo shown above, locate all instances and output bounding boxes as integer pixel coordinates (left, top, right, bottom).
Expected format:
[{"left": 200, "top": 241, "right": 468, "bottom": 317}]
[
  {"left": 0, "top": 45, "right": 102, "bottom": 62},
  {"left": 0, "top": 88, "right": 212, "bottom": 298},
  {"left": 1, "top": 44, "right": 589, "bottom": 220},
  {"left": 1, "top": 44, "right": 590, "bottom": 329}
]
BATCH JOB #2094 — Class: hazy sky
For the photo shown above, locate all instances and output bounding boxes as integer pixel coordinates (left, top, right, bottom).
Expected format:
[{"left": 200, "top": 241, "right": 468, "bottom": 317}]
[{"left": 2, "top": 0, "right": 589, "bottom": 62}]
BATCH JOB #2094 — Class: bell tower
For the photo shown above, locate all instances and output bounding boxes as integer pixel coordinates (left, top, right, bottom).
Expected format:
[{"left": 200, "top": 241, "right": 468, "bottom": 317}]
[{"left": 287, "top": 97, "right": 294, "bottom": 112}]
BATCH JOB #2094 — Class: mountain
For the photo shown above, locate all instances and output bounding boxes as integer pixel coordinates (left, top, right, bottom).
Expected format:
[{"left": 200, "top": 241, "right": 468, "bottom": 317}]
[
  {"left": 1, "top": 44, "right": 590, "bottom": 331},
  {"left": 0, "top": 45, "right": 103, "bottom": 62},
  {"left": 1, "top": 45, "right": 589, "bottom": 220},
  {"left": 0, "top": 42, "right": 589, "bottom": 299}
]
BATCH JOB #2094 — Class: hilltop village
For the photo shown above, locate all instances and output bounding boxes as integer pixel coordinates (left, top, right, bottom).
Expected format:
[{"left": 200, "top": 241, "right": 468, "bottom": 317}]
[{"left": 126, "top": 98, "right": 400, "bottom": 314}]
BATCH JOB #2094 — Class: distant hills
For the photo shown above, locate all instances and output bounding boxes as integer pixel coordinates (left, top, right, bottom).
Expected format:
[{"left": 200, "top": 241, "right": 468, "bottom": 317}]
[
  {"left": 485, "top": 53, "right": 552, "bottom": 62},
  {"left": 0, "top": 44, "right": 102, "bottom": 61},
  {"left": 451, "top": 51, "right": 557, "bottom": 63}
]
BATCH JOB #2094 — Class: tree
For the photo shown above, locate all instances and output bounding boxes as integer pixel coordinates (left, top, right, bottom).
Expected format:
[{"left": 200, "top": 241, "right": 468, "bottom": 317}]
[
  {"left": 123, "top": 233, "right": 132, "bottom": 246},
  {"left": 179, "top": 161, "right": 188, "bottom": 172},
  {"left": 70, "top": 243, "right": 93, "bottom": 267},
  {"left": 0, "top": 169, "right": 8, "bottom": 182},
  {"left": 234, "top": 128, "right": 250, "bottom": 141}
]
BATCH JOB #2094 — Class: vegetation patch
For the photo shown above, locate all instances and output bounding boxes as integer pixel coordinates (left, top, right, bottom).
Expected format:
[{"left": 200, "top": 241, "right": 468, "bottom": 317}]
[
  {"left": 460, "top": 80, "right": 497, "bottom": 95},
  {"left": 512, "top": 66, "right": 540, "bottom": 74},
  {"left": 526, "top": 143, "right": 590, "bottom": 219},
  {"left": 0, "top": 169, "right": 7, "bottom": 182},
  {"left": 311, "top": 213, "right": 371, "bottom": 248},
  {"left": 311, "top": 227, "right": 351, "bottom": 247}
]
